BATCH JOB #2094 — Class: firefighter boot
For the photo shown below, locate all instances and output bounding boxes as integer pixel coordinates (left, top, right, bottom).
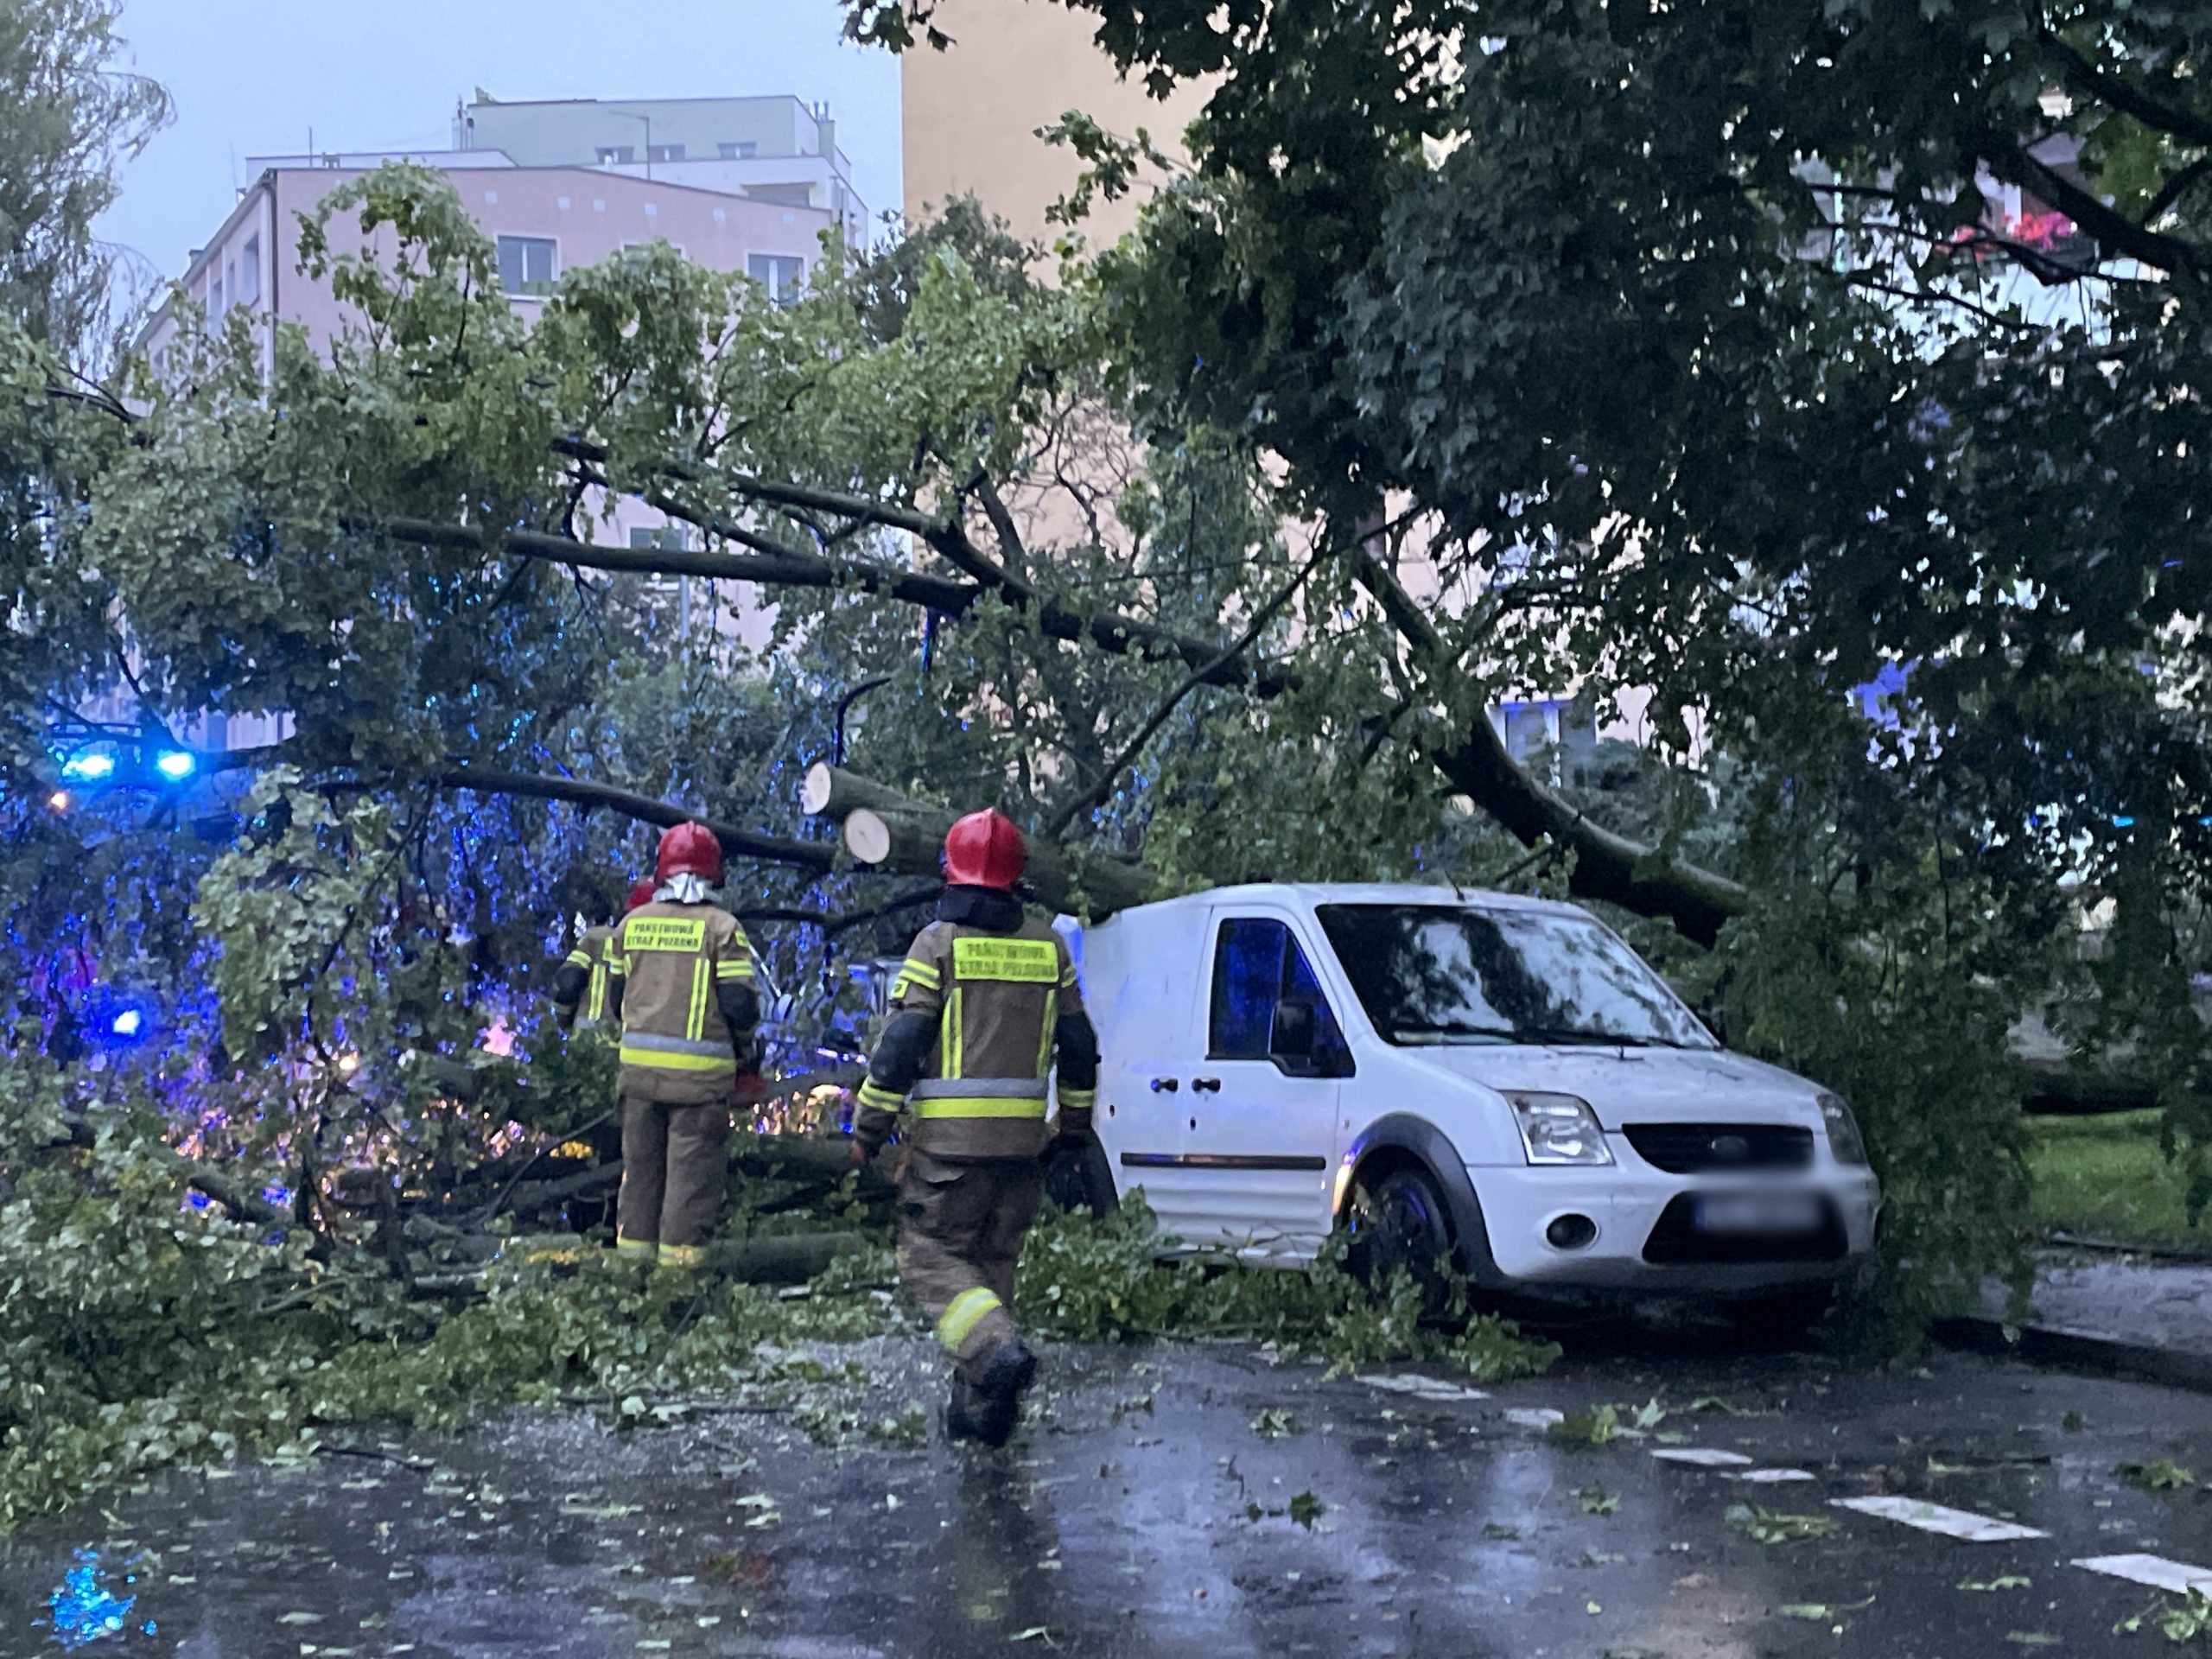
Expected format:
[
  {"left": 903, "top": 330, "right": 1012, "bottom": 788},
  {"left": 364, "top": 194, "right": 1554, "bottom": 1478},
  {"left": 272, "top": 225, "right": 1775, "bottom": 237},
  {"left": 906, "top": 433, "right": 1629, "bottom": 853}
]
[
  {"left": 942, "top": 1373, "right": 993, "bottom": 1445},
  {"left": 967, "top": 1337, "right": 1039, "bottom": 1448}
]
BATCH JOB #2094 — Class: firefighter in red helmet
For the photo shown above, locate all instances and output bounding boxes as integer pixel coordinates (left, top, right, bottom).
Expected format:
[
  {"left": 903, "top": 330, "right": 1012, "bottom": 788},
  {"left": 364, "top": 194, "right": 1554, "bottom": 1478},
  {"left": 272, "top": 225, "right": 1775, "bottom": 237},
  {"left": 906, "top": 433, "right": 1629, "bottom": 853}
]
[
  {"left": 553, "top": 878, "right": 657, "bottom": 1033},
  {"left": 603, "top": 824, "right": 759, "bottom": 1269},
  {"left": 853, "top": 808, "right": 1101, "bottom": 1446}
]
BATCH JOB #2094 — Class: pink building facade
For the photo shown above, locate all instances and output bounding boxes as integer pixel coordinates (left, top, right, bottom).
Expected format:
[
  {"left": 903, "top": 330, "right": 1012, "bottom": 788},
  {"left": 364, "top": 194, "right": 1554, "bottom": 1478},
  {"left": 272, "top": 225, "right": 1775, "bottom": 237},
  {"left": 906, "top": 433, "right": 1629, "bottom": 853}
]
[{"left": 142, "top": 160, "right": 834, "bottom": 668}]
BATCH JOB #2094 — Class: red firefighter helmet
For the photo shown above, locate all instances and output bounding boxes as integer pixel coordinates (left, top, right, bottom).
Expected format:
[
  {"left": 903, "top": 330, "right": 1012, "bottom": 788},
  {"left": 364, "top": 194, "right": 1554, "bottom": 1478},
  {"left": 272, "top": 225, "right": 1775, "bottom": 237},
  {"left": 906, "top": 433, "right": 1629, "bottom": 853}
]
[
  {"left": 626, "top": 878, "right": 658, "bottom": 912},
  {"left": 655, "top": 822, "right": 724, "bottom": 886},
  {"left": 943, "top": 809, "right": 1027, "bottom": 890}
]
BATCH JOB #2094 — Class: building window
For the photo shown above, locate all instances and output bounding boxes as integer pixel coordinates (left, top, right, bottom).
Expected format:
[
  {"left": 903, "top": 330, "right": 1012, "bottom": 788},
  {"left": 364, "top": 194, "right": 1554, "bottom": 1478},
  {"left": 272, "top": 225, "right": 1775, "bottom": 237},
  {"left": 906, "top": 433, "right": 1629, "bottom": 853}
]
[
  {"left": 718, "top": 141, "right": 758, "bottom": 160},
  {"left": 649, "top": 143, "right": 686, "bottom": 163},
  {"left": 236, "top": 236, "right": 262, "bottom": 305},
  {"left": 747, "top": 253, "right": 804, "bottom": 304},
  {"left": 496, "top": 236, "right": 558, "bottom": 298},
  {"left": 206, "top": 269, "right": 224, "bottom": 317},
  {"left": 594, "top": 145, "right": 636, "bottom": 165}
]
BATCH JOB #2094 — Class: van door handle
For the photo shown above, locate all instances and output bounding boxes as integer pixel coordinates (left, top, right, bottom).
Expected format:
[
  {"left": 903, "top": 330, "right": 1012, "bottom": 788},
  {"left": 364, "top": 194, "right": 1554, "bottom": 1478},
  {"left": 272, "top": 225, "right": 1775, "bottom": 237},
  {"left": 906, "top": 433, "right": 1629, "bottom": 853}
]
[
  {"left": 1192, "top": 1077, "right": 1223, "bottom": 1094},
  {"left": 1149, "top": 1077, "right": 1179, "bottom": 1093}
]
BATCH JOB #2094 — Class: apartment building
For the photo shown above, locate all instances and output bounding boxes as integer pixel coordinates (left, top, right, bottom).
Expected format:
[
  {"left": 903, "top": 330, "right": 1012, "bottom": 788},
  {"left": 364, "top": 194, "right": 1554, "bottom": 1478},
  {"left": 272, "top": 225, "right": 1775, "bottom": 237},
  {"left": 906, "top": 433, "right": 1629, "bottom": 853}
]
[
  {"left": 455, "top": 92, "right": 869, "bottom": 248},
  {"left": 141, "top": 149, "right": 843, "bottom": 664}
]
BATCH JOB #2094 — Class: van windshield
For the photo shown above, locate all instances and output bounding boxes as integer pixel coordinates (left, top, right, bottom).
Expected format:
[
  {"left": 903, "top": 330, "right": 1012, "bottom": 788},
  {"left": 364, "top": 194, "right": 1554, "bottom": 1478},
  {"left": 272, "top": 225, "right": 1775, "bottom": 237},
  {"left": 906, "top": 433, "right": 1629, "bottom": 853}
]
[{"left": 1314, "top": 904, "right": 1716, "bottom": 1050}]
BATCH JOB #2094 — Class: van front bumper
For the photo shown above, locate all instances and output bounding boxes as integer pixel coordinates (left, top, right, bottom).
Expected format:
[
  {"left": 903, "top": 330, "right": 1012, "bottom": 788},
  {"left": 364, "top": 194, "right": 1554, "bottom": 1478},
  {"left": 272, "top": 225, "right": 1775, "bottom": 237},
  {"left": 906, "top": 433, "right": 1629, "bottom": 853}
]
[{"left": 1468, "top": 1159, "right": 1882, "bottom": 1294}]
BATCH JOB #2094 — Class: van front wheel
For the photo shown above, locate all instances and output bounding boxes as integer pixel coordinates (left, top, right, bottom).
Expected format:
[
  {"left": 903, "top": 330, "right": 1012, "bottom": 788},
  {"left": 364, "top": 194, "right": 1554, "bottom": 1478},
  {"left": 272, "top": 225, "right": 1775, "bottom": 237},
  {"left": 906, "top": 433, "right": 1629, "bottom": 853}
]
[{"left": 1345, "top": 1165, "right": 1455, "bottom": 1310}]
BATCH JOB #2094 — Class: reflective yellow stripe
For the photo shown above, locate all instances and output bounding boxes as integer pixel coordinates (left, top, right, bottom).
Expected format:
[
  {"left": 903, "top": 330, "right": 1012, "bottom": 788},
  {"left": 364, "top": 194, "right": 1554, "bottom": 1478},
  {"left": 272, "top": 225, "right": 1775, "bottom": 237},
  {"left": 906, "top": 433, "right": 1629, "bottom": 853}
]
[
  {"left": 615, "top": 1235, "right": 658, "bottom": 1256},
  {"left": 915, "top": 1096, "right": 1051, "bottom": 1120},
  {"left": 659, "top": 1243, "right": 704, "bottom": 1270},
  {"left": 585, "top": 963, "right": 608, "bottom": 1022},
  {"left": 937, "top": 1287, "right": 1001, "bottom": 1351},
  {"left": 1058, "top": 1088, "right": 1096, "bottom": 1110},
  {"left": 564, "top": 949, "right": 592, "bottom": 969},
  {"left": 688, "top": 959, "right": 709, "bottom": 1041},
  {"left": 1036, "top": 988, "right": 1058, "bottom": 1077},
  {"left": 605, "top": 953, "right": 630, "bottom": 976},
  {"left": 944, "top": 987, "right": 964, "bottom": 1078},
  {"left": 620, "top": 1046, "right": 737, "bottom": 1075},
  {"left": 1059, "top": 963, "right": 1078, "bottom": 989},
  {"left": 714, "top": 959, "right": 753, "bottom": 980},
  {"left": 856, "top": 1080, "right": 905, "bottom": 1114},
  {"left": 897, "top": 957, "right": 941, "bottom": 990}
]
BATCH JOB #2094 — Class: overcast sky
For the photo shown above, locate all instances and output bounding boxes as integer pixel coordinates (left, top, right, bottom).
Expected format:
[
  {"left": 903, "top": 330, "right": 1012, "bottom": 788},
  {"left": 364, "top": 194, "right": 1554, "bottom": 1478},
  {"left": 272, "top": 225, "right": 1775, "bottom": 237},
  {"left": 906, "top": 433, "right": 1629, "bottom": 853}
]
[{"left": 95, "top": 0, "right": 903, "bottom": 282}]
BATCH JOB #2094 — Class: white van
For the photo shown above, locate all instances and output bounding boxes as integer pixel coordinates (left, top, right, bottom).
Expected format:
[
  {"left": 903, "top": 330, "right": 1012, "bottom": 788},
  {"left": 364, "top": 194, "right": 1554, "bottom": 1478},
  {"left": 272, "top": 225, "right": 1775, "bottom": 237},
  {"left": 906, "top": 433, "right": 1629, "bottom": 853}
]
[{"left": 1065, "top": 883, "right": 1881, "bottom": 1324}]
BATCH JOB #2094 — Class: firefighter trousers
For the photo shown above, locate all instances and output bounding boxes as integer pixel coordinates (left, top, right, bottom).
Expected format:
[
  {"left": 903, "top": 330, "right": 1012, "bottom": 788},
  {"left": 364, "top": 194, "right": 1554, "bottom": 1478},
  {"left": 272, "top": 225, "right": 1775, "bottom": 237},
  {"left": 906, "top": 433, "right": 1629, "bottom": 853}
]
[
  {"left": 896, "top": 1150, "right": 1045, "bottom": 1380},
  {"left": 614, "top": 1092, "right": 730, "bottom": 1267}
]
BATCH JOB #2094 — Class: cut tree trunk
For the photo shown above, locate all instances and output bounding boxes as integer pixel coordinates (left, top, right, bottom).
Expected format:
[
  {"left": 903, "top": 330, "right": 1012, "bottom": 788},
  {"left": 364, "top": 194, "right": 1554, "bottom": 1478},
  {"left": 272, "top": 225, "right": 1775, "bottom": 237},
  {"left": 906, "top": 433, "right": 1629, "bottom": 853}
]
[{"left": 807, "top": 766, "right": 1155, "bottom": 916}]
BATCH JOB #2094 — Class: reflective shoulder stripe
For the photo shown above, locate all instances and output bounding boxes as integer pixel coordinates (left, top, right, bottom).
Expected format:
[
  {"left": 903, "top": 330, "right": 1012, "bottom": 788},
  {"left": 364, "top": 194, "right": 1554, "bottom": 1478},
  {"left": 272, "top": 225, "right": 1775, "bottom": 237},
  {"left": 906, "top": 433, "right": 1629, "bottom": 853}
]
[
  {"left": 564, "top": 949, "right": 593, "bottom": 969},
  {"left": 898, "top": 957, "right": 942, "bottom": 988},
  {"left": 714, "top": 961, "right": 754, "bottom": 980}
]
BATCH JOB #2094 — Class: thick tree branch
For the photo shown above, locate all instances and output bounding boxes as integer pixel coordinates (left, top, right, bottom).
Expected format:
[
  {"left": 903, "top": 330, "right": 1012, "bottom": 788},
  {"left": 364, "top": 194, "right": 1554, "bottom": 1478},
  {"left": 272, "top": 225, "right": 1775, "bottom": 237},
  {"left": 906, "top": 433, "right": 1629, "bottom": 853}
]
[
  {"left": 1977, "top": 136, "right": 2207, "bottom": 275},
  {"left": 376, "top": 510, "right": 1301, "bottom": 696},
  {"left": 431, "top": 766, "right": 837, "bottom": 874},
  {"left": 2040, "top": 30, "right": 2212, "bottom": 152},
  {"left": 1351, "top": 550, "right": 1750, "bottom": 946},
  {"left": 373, "top": 516, "right": 980, "bottom": 614}
]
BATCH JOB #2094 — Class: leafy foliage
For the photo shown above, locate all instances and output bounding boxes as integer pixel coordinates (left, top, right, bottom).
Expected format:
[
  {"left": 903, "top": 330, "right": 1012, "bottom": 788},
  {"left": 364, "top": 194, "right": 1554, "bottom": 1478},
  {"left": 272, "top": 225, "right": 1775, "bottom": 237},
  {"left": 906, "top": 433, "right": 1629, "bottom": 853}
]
[{"left": 1016, "top": 1195, "right": 1560, "bottom": 1382}]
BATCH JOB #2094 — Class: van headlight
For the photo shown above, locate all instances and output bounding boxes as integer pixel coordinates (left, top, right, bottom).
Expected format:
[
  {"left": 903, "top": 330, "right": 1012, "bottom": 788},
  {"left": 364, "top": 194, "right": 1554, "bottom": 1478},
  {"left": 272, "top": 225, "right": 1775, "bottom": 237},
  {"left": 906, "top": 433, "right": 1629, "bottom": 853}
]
[
  {"left": 1507, "top": 1092, "right": 1613, "bottom": 1166},
  {"left": 1817, "top": 1091, "right": 1868, "bottom": 1166}
]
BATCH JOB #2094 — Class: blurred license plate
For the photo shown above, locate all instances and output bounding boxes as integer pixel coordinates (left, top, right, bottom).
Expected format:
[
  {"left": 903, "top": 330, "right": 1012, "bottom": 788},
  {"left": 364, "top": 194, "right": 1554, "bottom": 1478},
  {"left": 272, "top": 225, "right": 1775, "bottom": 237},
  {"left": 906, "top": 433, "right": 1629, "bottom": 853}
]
[{"left": 1694, "top": 1193, "right": 1825, "bottom": 1234}]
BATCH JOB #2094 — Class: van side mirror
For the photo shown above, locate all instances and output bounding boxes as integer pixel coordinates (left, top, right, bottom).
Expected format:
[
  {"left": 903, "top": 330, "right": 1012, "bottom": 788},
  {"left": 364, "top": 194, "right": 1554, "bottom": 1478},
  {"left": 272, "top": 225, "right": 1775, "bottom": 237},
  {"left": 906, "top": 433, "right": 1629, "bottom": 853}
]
[{"left": 1270, "top": 996, "right": 1319, "bottom": 1072}]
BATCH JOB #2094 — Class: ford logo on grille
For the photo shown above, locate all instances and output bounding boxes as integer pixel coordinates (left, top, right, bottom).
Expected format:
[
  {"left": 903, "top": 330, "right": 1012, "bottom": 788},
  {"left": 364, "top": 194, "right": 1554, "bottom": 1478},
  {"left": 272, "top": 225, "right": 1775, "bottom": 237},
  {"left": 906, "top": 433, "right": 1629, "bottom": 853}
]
[{"left": 1709, "top": 1134, "right": 1751, "bottom": 1160}]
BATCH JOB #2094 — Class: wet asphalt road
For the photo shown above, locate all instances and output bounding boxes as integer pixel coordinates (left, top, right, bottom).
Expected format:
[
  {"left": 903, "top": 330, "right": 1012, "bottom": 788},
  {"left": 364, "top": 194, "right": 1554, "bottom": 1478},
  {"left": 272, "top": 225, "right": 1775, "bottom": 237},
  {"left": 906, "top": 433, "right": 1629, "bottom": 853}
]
[{"left": 5, "top": 1332, "right": 2211, "bottom": 1659}]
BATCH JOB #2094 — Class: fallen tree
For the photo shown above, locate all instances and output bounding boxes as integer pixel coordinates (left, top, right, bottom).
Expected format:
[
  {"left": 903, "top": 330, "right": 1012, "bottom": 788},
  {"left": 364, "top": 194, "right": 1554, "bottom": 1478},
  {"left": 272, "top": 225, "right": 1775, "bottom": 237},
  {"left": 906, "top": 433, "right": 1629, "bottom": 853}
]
[{"left": 802, "top": 763, "right": 1158, "bottom": 915}]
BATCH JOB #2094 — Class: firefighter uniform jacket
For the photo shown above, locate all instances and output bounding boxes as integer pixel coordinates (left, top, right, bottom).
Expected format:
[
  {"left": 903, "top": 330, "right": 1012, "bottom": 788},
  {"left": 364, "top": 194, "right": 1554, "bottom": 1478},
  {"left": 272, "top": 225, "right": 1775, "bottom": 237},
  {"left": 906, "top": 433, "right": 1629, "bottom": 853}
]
[
  {"left": 552, "top": 924, "right": 617, "bottom": 1030},
  {"left": 855, "top": 903, "right": 1096, "bottom": 1160},
  {"left": 605, "top": 900, "right": 758, "bottom": 1103}
]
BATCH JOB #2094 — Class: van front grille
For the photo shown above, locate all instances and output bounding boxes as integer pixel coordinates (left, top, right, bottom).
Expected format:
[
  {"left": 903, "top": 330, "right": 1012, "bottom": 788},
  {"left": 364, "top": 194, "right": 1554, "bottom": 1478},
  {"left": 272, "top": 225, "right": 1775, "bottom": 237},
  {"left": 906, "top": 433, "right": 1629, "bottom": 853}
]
[{"left": 1624, "top": 1122, "right": 1813, "bottom": 1174}]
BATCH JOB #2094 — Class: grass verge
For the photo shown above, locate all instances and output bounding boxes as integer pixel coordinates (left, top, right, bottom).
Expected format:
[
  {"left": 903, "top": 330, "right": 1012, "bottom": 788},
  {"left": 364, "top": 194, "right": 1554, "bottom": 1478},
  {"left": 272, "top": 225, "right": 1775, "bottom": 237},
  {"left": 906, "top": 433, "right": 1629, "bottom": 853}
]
[{"left": 2026, "top": 1110, "right": 2205, "bottom": 1255}]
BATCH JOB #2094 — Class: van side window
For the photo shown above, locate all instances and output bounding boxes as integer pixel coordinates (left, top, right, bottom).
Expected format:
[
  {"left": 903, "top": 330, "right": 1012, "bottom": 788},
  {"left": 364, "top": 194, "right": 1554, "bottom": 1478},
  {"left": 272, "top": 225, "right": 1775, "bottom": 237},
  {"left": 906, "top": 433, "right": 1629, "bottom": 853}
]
[{"left": 1208, "top": 918, "right": 1348, "bottom": 1070}]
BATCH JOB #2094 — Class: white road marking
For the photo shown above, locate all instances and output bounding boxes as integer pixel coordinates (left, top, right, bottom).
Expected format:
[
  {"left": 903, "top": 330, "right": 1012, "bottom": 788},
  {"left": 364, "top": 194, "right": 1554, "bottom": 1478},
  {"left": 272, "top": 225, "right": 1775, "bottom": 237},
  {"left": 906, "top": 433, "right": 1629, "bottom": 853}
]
[
  {"left": 1730, "top": 1468, "right": 1816, "bottom": 1484},
  {"left": 1652, "top": 1447, "right": 1755, "bottom": 1468},
  {"left": 1363, "top": 1374, "right": 1490, "bottom": 1401},
  {"left": 1831, "top": 1497, "right": 2048, "bottom": 1542},
  {"left": 1504, "top": 1408, "right": 1565, "bottom": 1430},
  {"left": 2070, "top": 1554, "right": 2212, "bottom": 1595}
]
